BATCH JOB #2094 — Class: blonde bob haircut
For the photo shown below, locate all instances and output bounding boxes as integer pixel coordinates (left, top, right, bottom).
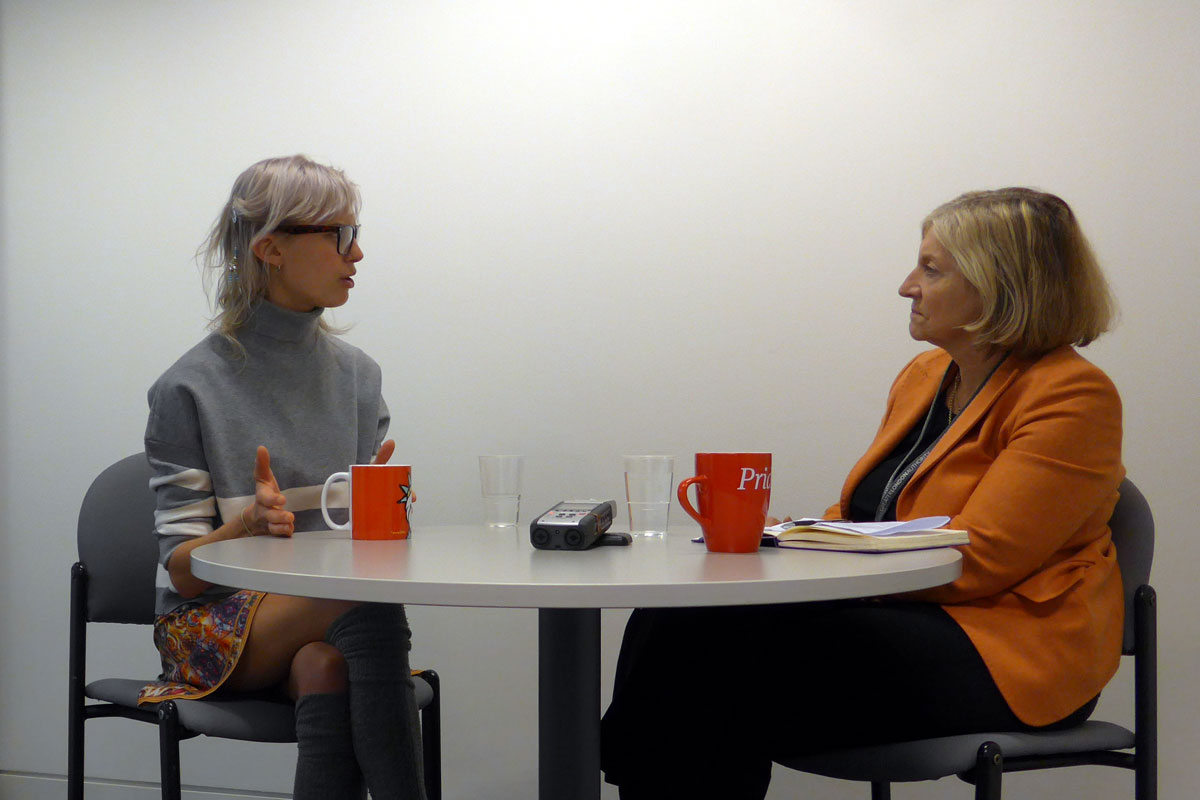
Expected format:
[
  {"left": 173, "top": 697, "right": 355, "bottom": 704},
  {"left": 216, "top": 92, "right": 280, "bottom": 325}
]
[
  {"left": 199, "top": 154, "right": 361, "bottom": 345},
  {"left": 922, "top": 188, "right": 1116, "bottom": 360}
]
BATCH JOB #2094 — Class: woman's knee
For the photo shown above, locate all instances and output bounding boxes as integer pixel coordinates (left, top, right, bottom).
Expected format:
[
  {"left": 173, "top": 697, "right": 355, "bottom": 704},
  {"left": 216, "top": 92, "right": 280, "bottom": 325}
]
[{"left": 289, "top": 641, "right": 349, "bottom": 697}]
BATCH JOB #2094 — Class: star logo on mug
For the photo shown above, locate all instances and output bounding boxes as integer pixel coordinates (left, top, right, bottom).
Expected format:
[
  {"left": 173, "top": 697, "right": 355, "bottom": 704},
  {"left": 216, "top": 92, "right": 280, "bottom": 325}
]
[{"left": 398, "top": 483, "right": 415, "bottom": 518}]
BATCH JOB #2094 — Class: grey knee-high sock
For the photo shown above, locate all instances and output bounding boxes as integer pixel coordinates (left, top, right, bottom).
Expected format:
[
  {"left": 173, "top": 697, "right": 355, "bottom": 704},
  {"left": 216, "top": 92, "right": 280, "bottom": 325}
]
[
  {"left": 293, "top": 692, "right": 366, "bottom": 800},
  {"left": 326, "top": 603, "right": 425, "bottom": 800}
]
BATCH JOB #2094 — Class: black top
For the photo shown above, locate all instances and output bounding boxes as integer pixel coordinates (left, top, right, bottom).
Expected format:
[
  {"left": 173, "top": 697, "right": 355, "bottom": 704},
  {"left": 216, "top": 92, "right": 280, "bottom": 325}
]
[{"left": 848, "top": 385, "right": 953, "bottom": 522}]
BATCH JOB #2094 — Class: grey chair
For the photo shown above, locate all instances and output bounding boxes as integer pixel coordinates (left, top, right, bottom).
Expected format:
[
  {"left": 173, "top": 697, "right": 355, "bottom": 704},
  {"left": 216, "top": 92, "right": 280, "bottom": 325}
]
[
  {"left": 775, "top": 477, "right": 1156, "bottom": 800},
  {"left": 68, "top": 453, "right": 443, "bottom": 800}
]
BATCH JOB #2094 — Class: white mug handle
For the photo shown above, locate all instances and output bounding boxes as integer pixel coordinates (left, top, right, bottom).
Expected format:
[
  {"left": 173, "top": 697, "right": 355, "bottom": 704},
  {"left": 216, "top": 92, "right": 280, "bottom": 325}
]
[{"left": 321, "top": 472, "right": 352, "bottom": 530}]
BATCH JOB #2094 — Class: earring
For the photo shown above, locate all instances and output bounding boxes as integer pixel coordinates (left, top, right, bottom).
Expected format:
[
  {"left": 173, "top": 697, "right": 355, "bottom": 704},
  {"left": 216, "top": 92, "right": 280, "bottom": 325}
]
[{"left": 230, "top": 207, "right": 242, "bottom": 269}]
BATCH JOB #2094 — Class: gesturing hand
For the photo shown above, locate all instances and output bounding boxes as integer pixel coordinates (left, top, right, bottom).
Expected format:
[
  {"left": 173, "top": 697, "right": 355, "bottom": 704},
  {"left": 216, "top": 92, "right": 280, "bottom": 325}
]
[
  {"left": 241, "top": 445, "right": 295, "bottom": 537},
  {"left": 369, "top": 439, "right": 414, "bottom": 505},
  {"left": 373, "top": 439, "right": 396, "bottom": 465}
]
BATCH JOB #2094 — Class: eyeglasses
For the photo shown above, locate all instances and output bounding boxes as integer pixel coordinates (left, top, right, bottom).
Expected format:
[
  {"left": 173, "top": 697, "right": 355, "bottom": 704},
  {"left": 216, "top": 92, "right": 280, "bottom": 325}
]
[{"left": 277, "top": 224, "right": 360, "bottom": 255}]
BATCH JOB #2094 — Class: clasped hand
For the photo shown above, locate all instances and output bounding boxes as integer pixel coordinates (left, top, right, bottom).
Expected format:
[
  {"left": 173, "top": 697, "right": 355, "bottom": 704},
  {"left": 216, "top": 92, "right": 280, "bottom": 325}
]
[{"left": 240, "top": 440, "right": 397, "bottom": 537}]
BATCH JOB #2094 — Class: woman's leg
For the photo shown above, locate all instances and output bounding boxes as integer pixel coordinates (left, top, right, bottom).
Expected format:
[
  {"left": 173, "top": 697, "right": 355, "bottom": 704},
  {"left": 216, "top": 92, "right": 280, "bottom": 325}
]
[
  {"left": 227, "top": 596, "right": 425, "bottom": 798},
  {"left": 601, "top": 601, "right": 1028, "bottom": 800},
  {"left": 602, "top": 605, "right": 776, "bottom": 798},
  {"left": 325, "top": 603, "right": 425, "bottom": 800},
  {"left": 290, "top": 643, "right": 364, "bottom": 800},
  {"left": 226, "top": 595, "right": 366, "bottom": 800},
  {"left": 224, "top": 594, "right": 359, "bottom": 693}
]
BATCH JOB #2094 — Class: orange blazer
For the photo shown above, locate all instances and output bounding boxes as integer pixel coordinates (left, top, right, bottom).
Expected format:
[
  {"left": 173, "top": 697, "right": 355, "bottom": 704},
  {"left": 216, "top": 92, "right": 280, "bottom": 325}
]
[{"left": 828, "top": 346, "right": 1124, "bottom": 726}]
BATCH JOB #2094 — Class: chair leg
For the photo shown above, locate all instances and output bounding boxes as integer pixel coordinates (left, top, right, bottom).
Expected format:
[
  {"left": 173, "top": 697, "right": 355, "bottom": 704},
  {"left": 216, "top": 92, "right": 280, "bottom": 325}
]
[
  {"left": 870, "top": 781, "right": 891, "bottom": 800},
  {"left": 67, "top": 709, "right": 84, "bottom": 800},
  {"left": 157, "top": 702, "right": 183, "bottom": 800},
  {"left": 973, "top": 741, "right": 1002, "bottom": 800},
  {"left": 1135, "top": 585, "right": 1157, "bottom": 800},
  {"left": 419, "top": 670, "right": 442, "bottom": 800},
  {"left": 68, "top": 564, "right": 88, "bottom": 800}
]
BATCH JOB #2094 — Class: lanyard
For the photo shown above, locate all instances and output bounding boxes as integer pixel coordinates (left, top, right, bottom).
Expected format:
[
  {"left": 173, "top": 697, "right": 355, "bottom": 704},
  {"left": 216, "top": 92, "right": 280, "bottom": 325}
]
[
  {"left": 873, "top": 368, "right": 951, "bottom": 521},
  {"left": 873, "top": 355, "right": 1007, "bottom": 522}
]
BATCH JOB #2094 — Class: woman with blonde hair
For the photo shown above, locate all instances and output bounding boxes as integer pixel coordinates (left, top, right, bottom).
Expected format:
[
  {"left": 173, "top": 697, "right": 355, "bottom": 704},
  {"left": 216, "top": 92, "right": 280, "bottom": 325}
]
[
  {"left": 139, "top": 155, "right": 425, "bottom": 799},
  {"left": 602, "top": 188, "right": 1123, "bottom": 799}
]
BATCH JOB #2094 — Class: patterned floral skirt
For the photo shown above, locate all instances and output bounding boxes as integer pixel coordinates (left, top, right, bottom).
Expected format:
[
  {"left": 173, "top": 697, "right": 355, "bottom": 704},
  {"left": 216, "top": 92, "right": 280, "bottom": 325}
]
[{"left": 137, "top": 589, "right": 265, "bottom": 705}]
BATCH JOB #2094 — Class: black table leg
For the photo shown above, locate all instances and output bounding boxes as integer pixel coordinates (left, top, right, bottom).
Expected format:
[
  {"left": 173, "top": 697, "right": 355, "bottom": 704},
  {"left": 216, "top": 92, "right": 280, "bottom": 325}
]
[{"left": 539, "top": 607, "right": 601, "bottom": 800}]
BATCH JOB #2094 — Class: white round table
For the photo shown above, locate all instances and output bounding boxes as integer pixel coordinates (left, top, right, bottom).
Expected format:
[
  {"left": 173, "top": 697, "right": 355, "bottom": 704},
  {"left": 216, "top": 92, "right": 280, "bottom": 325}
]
[{"left": 192, "top": 525, "right": 961, "bottom": 799}]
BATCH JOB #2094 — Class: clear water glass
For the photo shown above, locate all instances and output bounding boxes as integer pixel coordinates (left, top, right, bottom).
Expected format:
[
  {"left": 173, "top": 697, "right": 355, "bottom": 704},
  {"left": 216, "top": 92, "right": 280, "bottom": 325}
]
[
  {"left": 624, "top": 455, "right": 674, "bottom": 536},
  {"left": 479, "top": 455, "right": 524, "bottom": 528}
]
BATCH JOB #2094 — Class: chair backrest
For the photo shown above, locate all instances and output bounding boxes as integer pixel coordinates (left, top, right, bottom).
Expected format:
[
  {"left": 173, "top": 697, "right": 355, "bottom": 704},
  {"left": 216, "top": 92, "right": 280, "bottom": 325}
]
[
  {"left": 1109, "top": 477, "right": 1154, "bottom": 653},
  {"left": 77, "top": 453, "right": 159, "bottom": 624}
]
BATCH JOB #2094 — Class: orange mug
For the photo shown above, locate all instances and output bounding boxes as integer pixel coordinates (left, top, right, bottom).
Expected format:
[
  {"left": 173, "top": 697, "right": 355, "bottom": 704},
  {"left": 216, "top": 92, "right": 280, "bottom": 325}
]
[
  {"left": 677, "top": 453, "right": 771, "bottom": 553},
  {"left": 321, "top": 464, "right": 414, "bottom": 540}
]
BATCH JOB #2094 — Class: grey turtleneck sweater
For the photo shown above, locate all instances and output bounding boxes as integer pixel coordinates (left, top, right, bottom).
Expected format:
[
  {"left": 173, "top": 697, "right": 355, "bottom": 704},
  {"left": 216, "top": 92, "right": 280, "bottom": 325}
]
[{"left": 145, "top": 301, "right": 389, "bottom": 615}]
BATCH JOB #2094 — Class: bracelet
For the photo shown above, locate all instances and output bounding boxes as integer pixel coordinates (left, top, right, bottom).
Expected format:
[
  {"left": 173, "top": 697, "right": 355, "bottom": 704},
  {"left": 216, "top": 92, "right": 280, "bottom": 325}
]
[{"left": 240, "top": 507, "right": 254, "bottom": 536}]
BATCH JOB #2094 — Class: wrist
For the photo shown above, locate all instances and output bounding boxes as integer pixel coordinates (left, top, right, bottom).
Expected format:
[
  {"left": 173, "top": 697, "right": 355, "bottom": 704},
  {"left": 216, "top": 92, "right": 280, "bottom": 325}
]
[{"left": 240, "top": 507, "right": 255, "bottom": 537}]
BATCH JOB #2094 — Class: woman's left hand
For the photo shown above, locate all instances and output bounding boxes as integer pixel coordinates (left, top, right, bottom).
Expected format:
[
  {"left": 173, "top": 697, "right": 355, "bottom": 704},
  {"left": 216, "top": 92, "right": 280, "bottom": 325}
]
[{"left": 373, "top": 439, "right": 396, "bottom": 465}]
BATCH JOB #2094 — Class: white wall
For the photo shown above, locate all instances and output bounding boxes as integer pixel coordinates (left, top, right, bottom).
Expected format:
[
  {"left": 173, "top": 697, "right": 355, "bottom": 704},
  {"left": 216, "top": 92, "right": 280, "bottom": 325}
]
[{"left": 2, "top": 1, "right": 1197, "bottom": 797}]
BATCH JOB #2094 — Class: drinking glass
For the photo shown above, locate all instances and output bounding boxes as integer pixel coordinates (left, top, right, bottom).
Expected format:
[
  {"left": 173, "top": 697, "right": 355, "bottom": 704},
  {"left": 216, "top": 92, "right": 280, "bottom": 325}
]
[
  {"left": 479, "top": 455, "right": 524, "bottom": 528},
  {"left": 623, "top": 455, "right": 674, "bottom": 536}
]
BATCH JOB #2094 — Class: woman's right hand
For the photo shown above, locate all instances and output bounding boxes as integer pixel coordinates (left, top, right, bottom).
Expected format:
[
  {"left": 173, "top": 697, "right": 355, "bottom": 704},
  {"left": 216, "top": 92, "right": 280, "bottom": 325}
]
[
  {"left": 242, "top": 446, "right": 295, "bottom": 537},
  {"left": 168, "top": 445, "right": 294, "bottom": 598}
]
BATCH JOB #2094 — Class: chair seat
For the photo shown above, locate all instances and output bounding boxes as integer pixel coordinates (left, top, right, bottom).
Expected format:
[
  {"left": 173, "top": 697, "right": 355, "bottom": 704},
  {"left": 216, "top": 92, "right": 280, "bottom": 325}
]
[
  {"left": 775, "top": 721, "right": 1136, "bottom": 783},
  {"left": 86, "top": 674, "right": 436, "bottom": 744}
]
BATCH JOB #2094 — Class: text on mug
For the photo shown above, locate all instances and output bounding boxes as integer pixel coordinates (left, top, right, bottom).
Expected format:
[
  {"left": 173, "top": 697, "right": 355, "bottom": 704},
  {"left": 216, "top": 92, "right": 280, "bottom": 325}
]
[{"left": 738, "top": 468, "right": 771, "bottom": 491}]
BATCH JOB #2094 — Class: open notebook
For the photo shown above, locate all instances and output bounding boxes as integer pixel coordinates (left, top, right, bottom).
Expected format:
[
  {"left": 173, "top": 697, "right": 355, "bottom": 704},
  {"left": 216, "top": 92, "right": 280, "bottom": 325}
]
[{"left": 762, "top": 516, "right": 968, "bottom": 552}]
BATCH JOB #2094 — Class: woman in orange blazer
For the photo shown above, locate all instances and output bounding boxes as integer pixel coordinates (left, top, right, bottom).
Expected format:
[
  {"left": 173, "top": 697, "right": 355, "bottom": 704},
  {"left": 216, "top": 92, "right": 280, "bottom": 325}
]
[{"left": 602, "top": 188, "right": 1123, "bottom": 799}]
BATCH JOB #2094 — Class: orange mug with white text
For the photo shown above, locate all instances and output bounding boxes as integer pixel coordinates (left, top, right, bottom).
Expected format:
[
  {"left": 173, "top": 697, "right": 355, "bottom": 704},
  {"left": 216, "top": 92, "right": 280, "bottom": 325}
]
[
  {"left": 677, "top": 453, "right": 771, "bottom": 553},
  {"left": 321, "top": 464, "right": 414, "bottom": 540}
]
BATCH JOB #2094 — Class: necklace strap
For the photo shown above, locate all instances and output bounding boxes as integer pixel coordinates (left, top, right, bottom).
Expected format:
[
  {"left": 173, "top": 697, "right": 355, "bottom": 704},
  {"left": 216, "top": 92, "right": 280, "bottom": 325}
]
[
  {"left": 875, "top": 353, "right": 1009, "bottom": 521},
  {"left": 947, "top": 371, "right": 963, "bottom": 423},
  {"left": 874, "top": 366, "right": 954, "bottom": 521}
]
